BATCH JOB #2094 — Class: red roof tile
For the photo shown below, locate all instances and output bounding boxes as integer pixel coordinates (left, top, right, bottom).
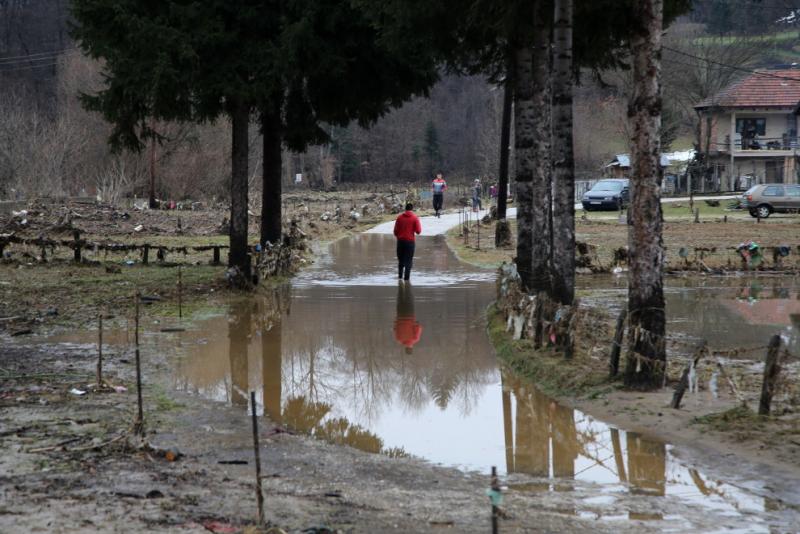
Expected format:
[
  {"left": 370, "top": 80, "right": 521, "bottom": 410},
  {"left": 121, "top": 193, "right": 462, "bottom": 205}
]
[{"left": 695, "top": 69, "right": 800, "bottom": 109}]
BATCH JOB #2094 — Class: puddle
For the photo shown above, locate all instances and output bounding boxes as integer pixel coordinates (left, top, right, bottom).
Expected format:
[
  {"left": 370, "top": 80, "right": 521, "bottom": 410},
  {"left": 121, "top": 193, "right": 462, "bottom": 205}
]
[
  {"left": 37, "top": 233, "right": 800, "bottom": 530},
  {"left": 579, "top": 275, "right": 800, "bottom": 357}
]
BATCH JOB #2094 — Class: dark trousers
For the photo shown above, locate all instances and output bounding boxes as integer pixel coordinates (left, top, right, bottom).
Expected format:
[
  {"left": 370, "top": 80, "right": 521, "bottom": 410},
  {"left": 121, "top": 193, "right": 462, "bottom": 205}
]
[
  {"left": 433, "top": 193, "right": 443, "bottom": 212},
  {"left": 397, "top": 240, "right": 415, "bottom": 280}
]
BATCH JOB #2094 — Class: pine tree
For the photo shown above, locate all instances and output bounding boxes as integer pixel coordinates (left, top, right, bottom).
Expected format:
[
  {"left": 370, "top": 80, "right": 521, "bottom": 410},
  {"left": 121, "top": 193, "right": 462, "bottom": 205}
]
[{"left": 423, "top": 120, "right": 442, "bottom": 177}]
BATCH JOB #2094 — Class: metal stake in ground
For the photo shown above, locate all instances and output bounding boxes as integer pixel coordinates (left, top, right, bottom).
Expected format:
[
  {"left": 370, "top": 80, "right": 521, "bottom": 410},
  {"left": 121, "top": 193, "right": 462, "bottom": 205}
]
[
  {"left": 488, "top": 466, "right": 501, "bottom": 534},
  {"left": 133, "top": 292, "right": 144, "bottom": 434},
  {"left": 178, "top": 266, "right": 183, "bottom": 320},
  {"left": 250, "top": 391, "right": 265, "bottom": 524},
  {"left": 97, "top": 311, "right": 103, "bottom": 386}
]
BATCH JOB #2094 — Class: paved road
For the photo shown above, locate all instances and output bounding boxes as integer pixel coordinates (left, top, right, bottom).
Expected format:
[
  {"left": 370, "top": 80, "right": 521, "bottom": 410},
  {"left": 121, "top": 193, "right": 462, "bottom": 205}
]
[
  {"left": 367, "top": 194, "right": 739, "bottom": 236},
  {"left": 365, "top": 208, "right": 506, "bottom": 236}
]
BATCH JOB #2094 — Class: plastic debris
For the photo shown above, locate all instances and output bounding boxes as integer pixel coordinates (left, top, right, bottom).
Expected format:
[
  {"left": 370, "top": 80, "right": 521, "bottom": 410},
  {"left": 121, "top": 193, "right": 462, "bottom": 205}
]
[
  {"left": 133, "top": 225, "right": 144, "bottom": 232},
  {"left": 485, "top": 487, "right": 503, "bottom": 507},
  {"left": 69, "top": 388, "right": 87, "bottom": 396}
]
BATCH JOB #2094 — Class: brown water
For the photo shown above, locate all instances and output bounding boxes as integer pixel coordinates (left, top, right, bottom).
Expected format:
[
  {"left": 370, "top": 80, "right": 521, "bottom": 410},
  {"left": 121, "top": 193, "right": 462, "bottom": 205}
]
[
  {"left": 44, "top": 234, "right": 800, "bottom": 530},
  {"left": 579, "top": 274, "right": 800, "bottom": 356}
]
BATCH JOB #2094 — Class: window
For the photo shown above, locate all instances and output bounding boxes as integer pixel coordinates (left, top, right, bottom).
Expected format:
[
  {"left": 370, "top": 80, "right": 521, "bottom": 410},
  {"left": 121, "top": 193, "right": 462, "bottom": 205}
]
[
  {"left": 786, "top": 185, "right": 800, "bottom": 197},
  {"left": 736, "top": 118, "right": 766, "bottom": 136},
  {"left": 763, "top": 185, "right": 784, "bottom": 196}
]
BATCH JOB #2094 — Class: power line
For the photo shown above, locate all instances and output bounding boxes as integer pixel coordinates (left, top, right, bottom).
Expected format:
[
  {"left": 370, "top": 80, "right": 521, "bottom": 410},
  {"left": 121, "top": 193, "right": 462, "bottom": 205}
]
[
  {"left": 0, "top": 61, "right": 59, "bottom": 73},
  {"left": 0, "top": 47, "right": 77, "bottom": 65},
  {"left": 0, "top": 53, "right": 67, "bottom": 67},
  {"left": 663, "top": 45, "right": 800, "bottom": 82}
]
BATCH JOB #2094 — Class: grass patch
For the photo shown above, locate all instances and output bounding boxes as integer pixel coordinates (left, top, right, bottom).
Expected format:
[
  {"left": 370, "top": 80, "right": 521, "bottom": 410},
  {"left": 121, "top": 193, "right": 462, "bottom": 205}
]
[
  {"left": 153, "top": 390, "right": 184, "bottom": 412},
  {"left": 692, "top": 405, "right": 765, "bottom": 437},
  {"left": 487, "top": 305, "right": 615, "bottom": 399}
]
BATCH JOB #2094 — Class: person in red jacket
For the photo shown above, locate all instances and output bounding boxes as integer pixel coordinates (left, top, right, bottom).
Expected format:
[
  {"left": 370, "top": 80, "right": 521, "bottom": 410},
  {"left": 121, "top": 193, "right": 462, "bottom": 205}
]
[
  {"left": 393, "top": 202, "right": 422, "bottom": 281},
  {"left": 394, "top": 283, "right": 422, "bottom": 354}
]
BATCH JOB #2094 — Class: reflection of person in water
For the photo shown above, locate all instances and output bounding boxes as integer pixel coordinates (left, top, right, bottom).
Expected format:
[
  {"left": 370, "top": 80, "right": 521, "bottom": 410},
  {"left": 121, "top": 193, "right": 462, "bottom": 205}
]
[{"left": 394, "top": 283, "right": 422, "bottom": 354}]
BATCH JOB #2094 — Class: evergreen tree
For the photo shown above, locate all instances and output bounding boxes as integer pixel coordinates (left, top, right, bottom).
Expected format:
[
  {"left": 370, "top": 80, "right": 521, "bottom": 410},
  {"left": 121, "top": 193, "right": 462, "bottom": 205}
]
[
  {"left": 72, "top": 0, "right": 441, "bottom": 269},
  {"left": 423, "top": 120, "right": 442, "bottom": 177}
]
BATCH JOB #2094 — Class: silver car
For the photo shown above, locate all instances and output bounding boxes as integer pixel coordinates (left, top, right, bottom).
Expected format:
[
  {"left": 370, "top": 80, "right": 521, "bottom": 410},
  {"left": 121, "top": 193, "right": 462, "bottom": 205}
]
[{"left": 741, "top": 184, "right": 800, "bottom": 218}]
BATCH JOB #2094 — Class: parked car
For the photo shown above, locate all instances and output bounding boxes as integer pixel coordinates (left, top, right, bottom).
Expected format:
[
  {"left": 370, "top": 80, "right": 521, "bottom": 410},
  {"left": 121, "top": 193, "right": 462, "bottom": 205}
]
[
  {"left": 741, "top": 184, "right": 800, "bottom": 218},
  {"left": 581, "top": 179, "right": 629, "bottom": 211}
]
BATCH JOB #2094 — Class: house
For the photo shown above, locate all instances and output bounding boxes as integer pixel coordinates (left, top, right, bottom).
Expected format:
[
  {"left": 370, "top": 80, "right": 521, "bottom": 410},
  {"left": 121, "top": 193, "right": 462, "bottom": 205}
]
[
  {"left": 603, "top": 152, "right": 694, "bottom": 193},
  {"left": 695, "top": 69, "right": 800, "bottom": 190},
  {"left": 604, "top": 154, "right": 671, "bottom": 178}
]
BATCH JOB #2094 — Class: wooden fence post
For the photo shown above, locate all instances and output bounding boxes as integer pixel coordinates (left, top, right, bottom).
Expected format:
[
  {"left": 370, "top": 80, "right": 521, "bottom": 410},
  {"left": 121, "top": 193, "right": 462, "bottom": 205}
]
[
  {"left": 97, "top": 312, "right": 103, "bottom": 386},
  {"left": 671, "top": 343, "right": 705, "bottom": 409},
  {"left": 758, "top": 334, "right": 783, "bottom": 416},
  {"left": 73, "top": 230, "right": 82, "bottom": 262}
]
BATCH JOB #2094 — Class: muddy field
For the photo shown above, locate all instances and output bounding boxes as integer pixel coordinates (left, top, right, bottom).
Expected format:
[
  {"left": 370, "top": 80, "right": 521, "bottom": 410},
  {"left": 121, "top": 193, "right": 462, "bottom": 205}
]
[
  {"left": 448, "top": 212, "right": 800, "bottom": 272},
  {"left": 0, "top": 193, "right": 401, "bottom": 338}
]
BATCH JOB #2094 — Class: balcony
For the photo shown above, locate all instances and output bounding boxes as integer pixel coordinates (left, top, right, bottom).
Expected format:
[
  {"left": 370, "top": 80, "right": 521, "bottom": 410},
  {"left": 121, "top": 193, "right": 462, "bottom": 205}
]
[{"left": 719, "top": 134, "right": 799, "bottom": 157}]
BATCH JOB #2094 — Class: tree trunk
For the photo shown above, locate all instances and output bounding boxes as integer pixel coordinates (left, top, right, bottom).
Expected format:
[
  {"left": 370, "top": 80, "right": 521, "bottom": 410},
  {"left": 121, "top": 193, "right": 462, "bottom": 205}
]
[
  {"left": 624, "top": 0, "right": 666, "bottom": 390},
  {"left": 148, "top": 135, "right": 157, "bottom": 209},
  {"left": 497, "top": 50, "right": 514, "bottom": 221},
  {"left": 261, "top": 103, "right": 282, "bottom": 247},
  {"left": 550, "top": 0, "right": 575, "bottom": 306},
  {"left": 513, "top": 44, "right": 535, "bottom": 290},
  {"left": 229, "top": 101, "right": 251, "bottom": 279},
  {"left": 495, "top": 49, "right": 514, "bottom": 249},
  {"left": 530, "top": 0, "right": 552, "bottom": 294}
]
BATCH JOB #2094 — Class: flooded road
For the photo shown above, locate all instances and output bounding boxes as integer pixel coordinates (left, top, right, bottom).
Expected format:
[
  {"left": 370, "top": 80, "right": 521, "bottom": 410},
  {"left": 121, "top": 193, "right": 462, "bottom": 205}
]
[{"left": 46, "top": 233, "right": 800, "bottom": 530}]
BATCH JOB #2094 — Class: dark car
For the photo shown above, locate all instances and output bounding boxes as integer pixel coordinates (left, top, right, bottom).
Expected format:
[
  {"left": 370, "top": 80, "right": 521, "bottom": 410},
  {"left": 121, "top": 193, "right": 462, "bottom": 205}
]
[
  {"left": 741, "top": 184, "right": 800, "bottom": 218},
  {"left": 581, "top": 179, "right": 629, "bottom": 211}
]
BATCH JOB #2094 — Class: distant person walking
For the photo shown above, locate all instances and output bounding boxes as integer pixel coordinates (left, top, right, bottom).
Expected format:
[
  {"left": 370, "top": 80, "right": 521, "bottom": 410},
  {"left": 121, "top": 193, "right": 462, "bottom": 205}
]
[
  {"left": 431, "top": 172, "right": 447, "bottom": 218},
  {"left": 472, "top": 178, "right": 482, "bottom": 212},
  {"left": 393, "top": 202, "right": 422, "bottom": 281}
]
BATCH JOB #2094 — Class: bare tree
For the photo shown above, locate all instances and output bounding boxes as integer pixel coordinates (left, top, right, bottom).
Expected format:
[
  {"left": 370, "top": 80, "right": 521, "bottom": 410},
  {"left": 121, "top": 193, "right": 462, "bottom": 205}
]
[{"left": 625, "top": 0, "right": 666, "bottom": 390}]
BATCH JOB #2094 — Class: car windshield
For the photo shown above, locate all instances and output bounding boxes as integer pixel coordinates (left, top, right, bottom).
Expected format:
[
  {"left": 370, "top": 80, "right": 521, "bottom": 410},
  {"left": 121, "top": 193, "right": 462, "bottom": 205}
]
[{"left": 591, "top": 181, "right": 625, "bottom": 192}]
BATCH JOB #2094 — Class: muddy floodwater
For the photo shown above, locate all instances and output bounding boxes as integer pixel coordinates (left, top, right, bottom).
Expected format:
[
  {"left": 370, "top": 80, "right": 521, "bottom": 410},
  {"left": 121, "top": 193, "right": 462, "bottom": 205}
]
[{"left": 48, "top": 234, "right": 800, "bottom": 530}]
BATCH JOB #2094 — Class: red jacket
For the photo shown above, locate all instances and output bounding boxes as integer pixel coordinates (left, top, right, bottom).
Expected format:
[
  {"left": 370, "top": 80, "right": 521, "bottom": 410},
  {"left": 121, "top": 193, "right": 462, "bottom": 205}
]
[{"left": 393, "top": 210, "right": 422, "bottom": 242}]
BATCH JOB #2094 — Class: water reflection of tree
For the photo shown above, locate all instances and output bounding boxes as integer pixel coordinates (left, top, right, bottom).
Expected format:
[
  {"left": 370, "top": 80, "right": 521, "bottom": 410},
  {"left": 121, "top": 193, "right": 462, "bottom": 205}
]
[
  {"left": 228, "top": 300, "right": 253, "bottom": 406},
  {"left": 502, "top": 372, "right": 664, "bottom": 500},
  {"left": 279, "top": 284, "right": 497, "bottom": 425},
  {"left": 282, "top": 395, "right": 406, "bottom": 457}
]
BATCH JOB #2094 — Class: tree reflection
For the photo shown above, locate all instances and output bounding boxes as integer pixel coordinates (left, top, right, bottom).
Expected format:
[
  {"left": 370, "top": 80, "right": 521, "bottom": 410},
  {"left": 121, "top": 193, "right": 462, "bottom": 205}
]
[
  {"left": 282, "top": 395, "right": 407, "bottom": 458},
  {"left": 502, "top": 372, "right": 666, "bottom": 501},
  {"left": 228, "top": 300, "right": 252, "bottom": 406}
]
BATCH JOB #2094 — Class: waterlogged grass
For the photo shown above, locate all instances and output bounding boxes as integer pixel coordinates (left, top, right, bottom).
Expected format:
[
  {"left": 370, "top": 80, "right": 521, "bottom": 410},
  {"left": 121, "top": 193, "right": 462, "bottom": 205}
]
[
  {"left": 0, "top": 261, "right": 226, "bottom": 333},
  {"left": 692, "top": 405, "right": 766, "bottom": 440},
  {"left": 487, "top": 305, "right": 615, "bottom": 399}
]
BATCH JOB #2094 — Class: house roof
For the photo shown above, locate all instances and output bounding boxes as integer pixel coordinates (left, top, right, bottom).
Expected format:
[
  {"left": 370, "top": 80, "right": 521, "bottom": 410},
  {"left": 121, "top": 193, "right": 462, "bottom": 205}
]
[
  {"left": 606, "top": 154, "right": 671, "bottom": 168},
  {"left": 695, "top": 69, "right": 800, "bottom": 110}
]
